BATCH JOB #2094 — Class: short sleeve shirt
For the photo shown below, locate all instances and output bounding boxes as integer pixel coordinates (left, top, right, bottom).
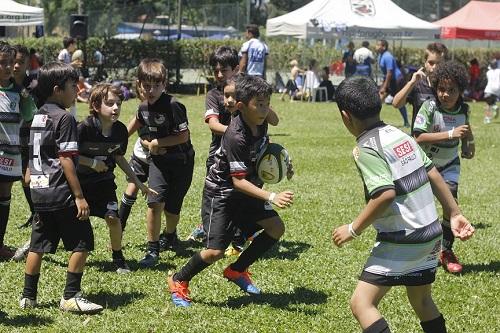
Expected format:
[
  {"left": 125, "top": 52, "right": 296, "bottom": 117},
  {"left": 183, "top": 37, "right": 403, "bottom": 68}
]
[
  {"left": 77, "top": 116, "right": 128, "bottom": 185},
  {"left": 378, "top": 50, "right": 402, "bottom": 81},
  {"left": 57, "top": 49, "right": 71, "bottom": 64},
  {"left": 240, "top": 38, "right": 269, "bottom": 76},
  {"left": 407, "top": 78, "right": 435, "bottom": 115},
  {"left": 29, "top": 103, "right": 79, "bottom": 212}
]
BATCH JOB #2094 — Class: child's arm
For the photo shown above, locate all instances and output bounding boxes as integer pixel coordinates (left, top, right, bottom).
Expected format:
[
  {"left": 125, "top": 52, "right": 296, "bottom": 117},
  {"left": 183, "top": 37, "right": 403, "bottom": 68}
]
[
  {"left": 414, "top": 125, "right": 470, "bottom": 145},
  {"left": 392, "top": 67, "right": 425, "bottom": 109},
  {"left": 207, "top": 117, "right": 228, "bottom": 136},
  {"left": 460, "top": 123, "right": 475, "bottom": 159},
  {"left": 115, "top": 155, "right": 158, "bottom": 196},
  {"left": 266, "top": 107, "right": 279, "bottom": 126},
  {"left": 427, "top": 167, "right": 475, "bottom": 240},
  {"left": 127, "top": 117, "right": 142, "bottom": 137},
  {"left": 232, "top": 176, "right": 293, "bottom": 209},
  {"left": 146, "top": 130, "right": 190, "bottom": 154},
  {"left": 78, "top": 155, "right": 108, "bottom": 173},
  {"left": 332, "top": 189, "right": 396, "bottom": 247},
  {"left": 59, "top": 156, "right": 89, "bottom": 220}
]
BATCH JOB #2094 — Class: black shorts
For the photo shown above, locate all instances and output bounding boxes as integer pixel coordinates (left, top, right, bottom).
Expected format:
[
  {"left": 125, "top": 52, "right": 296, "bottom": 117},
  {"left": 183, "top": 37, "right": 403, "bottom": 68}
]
[
  {"left": 147, "top": 150, "right": 195, "bottom": 214},
  {"left": 30, "top": 206, "right": 94, "bottom": 253},
  {"left": 202, "top": 189, "right": 279, "bottom": 251},
  {"left": 359, "top": 267, "right": 437, "bottom": 286},
  {"left": 0, "top": 174, "right": 21, "bottom": 182},
  {"left": 127, "top": 155, "right": 150, "bottom": 183},
  {"left": 82, "top": 180, "right": 118, "bottom": 219},
  {"left": 21, "top": 148, "right": 29, "bottom": 174}
]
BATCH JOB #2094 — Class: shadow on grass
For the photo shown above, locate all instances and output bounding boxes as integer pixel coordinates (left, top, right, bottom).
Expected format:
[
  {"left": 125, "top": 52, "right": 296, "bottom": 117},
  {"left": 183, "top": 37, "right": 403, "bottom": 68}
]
[
  {"left": 128, "top": 240, "right": 200, "bottom": 259},
  {"left": 0, "top": 312, "right": 53, "bottom": 327},
  {"left": 91, "top": 291, "right": 146, "bottom": 310},
  {"left": 461, "top": 261, "right": 500, "bottom": 274},
  {"left": 472, "top": 222, "right": 491, "bottom": 230},
  {"left": 203, "top": 287, "right": 327, "bottom": 313},
  {"left": 86, "top": 258, "right": 175, "bottom": 273},
  {"left": 261, "top": 240, "right": 311, "bottom": 260},
  {"left": 269, "top": 133, "right": 291, "bottom": 137}
]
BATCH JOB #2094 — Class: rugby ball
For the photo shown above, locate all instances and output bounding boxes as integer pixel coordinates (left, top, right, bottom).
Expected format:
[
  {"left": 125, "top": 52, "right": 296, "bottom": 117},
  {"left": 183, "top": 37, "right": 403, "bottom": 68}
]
[{"left": 256, "top": 143, "right": 290, "bottom": 184}]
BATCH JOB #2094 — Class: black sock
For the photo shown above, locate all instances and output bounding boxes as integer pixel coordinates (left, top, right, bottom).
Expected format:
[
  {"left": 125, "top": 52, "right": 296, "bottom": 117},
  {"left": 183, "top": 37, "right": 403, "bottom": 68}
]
[
  {"left": 231, "top": 231, "right": 277, "bottom": 272},
  {"left": 165, "top": 230, "right": 177, "bottom": 240},
  {"left": 421, "top": 314, "right": 446, "bottom": 333},
  {"left": 22, "top": 186, "right": 34, "bottom": 213},
  {"left": 363, "top": 317, "right": 391, "bottom": 333},
  {"left": 119, "top": 193, "right": 136, "bottom": 231},
  {"left": 63, "top": 271, "right": 83, "bottom": 300},
  {"left": 22, "top": 273, "right": 40, "bottom": 300},
  {"left": 231, "top": 228, "right": 246, "bottom": 248},
  {"left": 0, "top": 196, "right": 11, "bottom": 246},
  {"left": 112, "top": 249, "right": 124, "bottom": 260},
  {"left": 174, "top": 252, "right": 210, "bottom": 282},
  {"left": 148, "top": 241, "right": 160, "bottom": 255},
  {"left": 441, "top": 220, "right": 454, "bottom": 251}
]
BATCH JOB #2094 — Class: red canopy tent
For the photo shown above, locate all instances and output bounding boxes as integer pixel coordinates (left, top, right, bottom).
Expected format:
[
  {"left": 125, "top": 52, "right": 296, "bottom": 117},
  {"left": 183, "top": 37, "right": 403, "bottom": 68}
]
[{"left": 434, "top": 1, "right": 500, "bottom": 40}]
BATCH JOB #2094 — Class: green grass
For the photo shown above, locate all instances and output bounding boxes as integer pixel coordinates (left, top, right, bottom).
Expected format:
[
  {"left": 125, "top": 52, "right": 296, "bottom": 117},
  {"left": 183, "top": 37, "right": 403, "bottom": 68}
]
[{"left": 0, "top": 96, "right": 499, "bottom": 332}]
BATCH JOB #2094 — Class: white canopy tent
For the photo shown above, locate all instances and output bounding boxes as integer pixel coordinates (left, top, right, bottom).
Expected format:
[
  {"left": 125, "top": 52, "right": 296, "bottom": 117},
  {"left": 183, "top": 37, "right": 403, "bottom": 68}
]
[
  {"left": 266, "top": 0, "right": 439, "bottom": 40},
  {"left": 0, "top": 0, "right": 44, "bottom": 27}
]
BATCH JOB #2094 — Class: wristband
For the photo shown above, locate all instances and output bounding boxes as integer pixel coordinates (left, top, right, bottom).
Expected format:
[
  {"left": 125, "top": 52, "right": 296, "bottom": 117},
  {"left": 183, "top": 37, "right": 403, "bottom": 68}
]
[
  {"left": 268, "top": 192, "right": 276, "bottom": 203},
  {"left": 348, "top": 223, "right": 360, "bottom": 238},
  {"left": 91, "top": 159, "right": 97, "bottom": 169},
  {"left": 448, "top": 128, "right": 454, "bottom": 140}
]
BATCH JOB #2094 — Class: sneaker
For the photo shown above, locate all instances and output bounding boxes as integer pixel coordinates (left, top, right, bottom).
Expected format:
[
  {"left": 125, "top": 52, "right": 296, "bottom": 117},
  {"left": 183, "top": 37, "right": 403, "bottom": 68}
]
[
  {"left": 12, "top": 240, "right": 30, "bottom": 262},
  {"left": 59, "top": 292, "right": 103, "bottom": 314},
  {"left": 159, "top": 232, "right": 179, "bottom": 251},
  {"left": 0, "top": 245, "right": 14, "bottom": 260},
  {"left": 167, "top": 275, "right": 191, "bottom": 307},
  {"left": 19, "top": 297, "right": 37, "bottom": 309},
  {"left": 440, "top": 250, "right": 463, "bottom": 273},
  {"left": 225, "top": 244, "right": 243, "bottom": 257},
  {"left": 186, "top": 224, "right": 205, "bottom": 242},
  {"left": 138, "top": 250, "right": 159, "bottom": 268},
  {"left": 223, "top": 266, "right": 261, "bottom": 295},
  {"left": 113, "top": 257, "right": 131, "bottom": 274}
]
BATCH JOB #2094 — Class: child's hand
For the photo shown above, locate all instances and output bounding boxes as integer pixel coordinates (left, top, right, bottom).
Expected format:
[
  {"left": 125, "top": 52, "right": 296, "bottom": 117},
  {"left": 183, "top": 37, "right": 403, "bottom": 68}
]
[
  {"left": 450, "top": 214, "right": 475, "bottom": 241},
  {"left": 450, "top": 125, "right": 470, "bottom": 139},
  {"left": 139, "top": 183, "right": 158, "bottom": 197},
  {"left": 270, "top": 191, "right": 294, "bottom": 208},
  {"left": 332, "top": 224, "right": 353, "bottom": 247},
  {"left": 411, "top": 67, "right": 426, "bottom": 83},
  {"left": 92, "top": 160, "right": 108, "bottom": 173},
  {"left": 461, "top": 141, "right": 475, "bottom": 159},
  {"left": 75, "top": 197, "right": 90, "bottom": 220},
  {"left": 286, "top": 158, "right": 294, "bottom": 180},
  {"left": 147, "top": 139, "right": 160, "bottom": 155}
]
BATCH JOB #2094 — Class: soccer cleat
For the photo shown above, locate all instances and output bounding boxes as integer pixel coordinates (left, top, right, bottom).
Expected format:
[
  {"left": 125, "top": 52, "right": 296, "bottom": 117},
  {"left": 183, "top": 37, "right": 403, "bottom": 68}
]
[
  {"left": 159, "top": 232, "right": 179, "bottom": 251},
  {"left": 186, "top": 224, "right": 205, "bottom": 242},
  {"left": 138, "top": 250, "right": 159, "bottom": 268},
  {"left": 113, "top": 257, "right": 131, "bottom": 274},
  {"left": 167, "top": 275, "right": 191, "bottom": 307},
  {"left": 440, "top": 250, "right": 463, "bottom": 273},
  {"left": 12, "top": 240, "right": 31, "bottom": 262},
  {"left": 59, "top": 292, "right": 103, "bottom": 314},
  {"left": 19, "top": 297, "right": 37, "bottom": 309},
  {"left": 0, "top": 245, "right": 14, "bottom": 260},
  {"left": 223, "top": 266, "right": 261, "bottom": 295}
]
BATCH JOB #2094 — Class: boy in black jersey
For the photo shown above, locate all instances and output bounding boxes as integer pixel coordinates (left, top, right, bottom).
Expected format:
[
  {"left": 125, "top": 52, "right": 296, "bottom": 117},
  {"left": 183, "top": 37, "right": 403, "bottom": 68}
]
[
  {"left": 77, "top": 83, "right": 156, "bottom": 273},
  {"left": 20, "top": 62, "right": 102, "bottom": 314},
  {"left": 128, "top": 59, "right": 195, "bottom": 268},
  {"left": 167, "top": 75, "right": 294, "bottom": 307}
]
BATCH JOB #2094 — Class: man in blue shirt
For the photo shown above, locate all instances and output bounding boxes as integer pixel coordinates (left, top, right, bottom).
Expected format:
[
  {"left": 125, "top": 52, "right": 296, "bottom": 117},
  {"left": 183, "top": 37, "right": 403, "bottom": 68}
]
[
  {"left": 376, "top": 39, "right": 409, "bottom": 127},
  {"left": 239, "top": 24, "right": 269, "bottom": 78}
]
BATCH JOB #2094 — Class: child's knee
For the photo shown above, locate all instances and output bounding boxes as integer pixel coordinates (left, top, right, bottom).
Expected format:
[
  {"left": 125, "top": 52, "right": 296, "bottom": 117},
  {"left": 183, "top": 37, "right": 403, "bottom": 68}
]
[
  {"left": 262, "top": 217, "right": 285, "bottom": 239},
  {"left": 202, "top": 249, "right": 225, "bottom": 263},
  {"left": 105, "top": 215, "right": 120, "bottom": 227},
  {"left": 350, "top": 293, "right": 363, "bottom": 317}
]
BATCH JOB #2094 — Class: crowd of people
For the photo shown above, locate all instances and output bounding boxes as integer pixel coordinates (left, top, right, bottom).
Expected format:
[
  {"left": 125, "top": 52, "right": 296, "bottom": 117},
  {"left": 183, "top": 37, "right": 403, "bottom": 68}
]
[{"left": 0, "top": 24, "right": 485, "bottom": 332}]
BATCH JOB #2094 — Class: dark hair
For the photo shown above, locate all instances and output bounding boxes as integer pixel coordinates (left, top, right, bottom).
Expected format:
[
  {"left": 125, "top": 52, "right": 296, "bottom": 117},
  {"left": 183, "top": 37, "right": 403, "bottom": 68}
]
[
  {"left": 35, "top": 62, "right": 79, "bottom": 105},
  {"left": 378, "top": 39, "right": 388, "bottom": 50},
  {"left": 63, "top": 36, "right": 75, "bottom": 49},
  {"left": 430, "top": 60, "right": 469, "bottom": 93},
  {"left": 88, "top": 83, "right": 123, "bottom": 115},
  {"left": 0, "top": 42, "right": 16, "bottom": 59},
  {"left": 469, "top": 58, "right": 479, "bottom": 66},
  {"left": 235, "top": 74, "right": 272, "bottom": 105},
  {"left": 362, "top": 41, "right": 369, "bottom": 48},
  {"left": 425, "top": 43, "right": 449, "bottom": 61},
  {"left": 309, "top": 59, "right": 318, "bottom": 70},
  {"left": 209, "top": 46, "right": 239, "bottom": 70},
  {"left": 335, "top": 76, "right": 381, "bottom": 120},
  {"left": 246, "top": 24, "right": 260, "bottom": 38},
  {"left": 322, "top": 66, "right": 330, "bottom": 75},
  {"left": 137, "top": 58, "right": 167, "bottom": 83},
  {"left": 13, "top": 44, "right": 29, "bottom": 59}
]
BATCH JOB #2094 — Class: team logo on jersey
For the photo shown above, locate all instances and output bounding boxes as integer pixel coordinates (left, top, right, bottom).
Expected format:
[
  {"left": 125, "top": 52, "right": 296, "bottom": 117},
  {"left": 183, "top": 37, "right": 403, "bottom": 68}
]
[
  {"left": 31, "top": 114, "right": 48, "bottom": 127},
  {"left": 154, "top": 113, "right": 166, "bottom": 125},
  {"left": 350, "top": 0, "right": 376, "bottom": 17},
  {"left": 415, "top": 114, "right": 425, "bottom": 126},
  {"left": 393, "top": 140, "right": 414, "bottom": 158}
]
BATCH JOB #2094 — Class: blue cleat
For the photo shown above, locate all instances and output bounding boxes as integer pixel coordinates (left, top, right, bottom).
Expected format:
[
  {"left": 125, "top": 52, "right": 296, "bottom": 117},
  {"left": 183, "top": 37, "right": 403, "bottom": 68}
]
[
  {"left": 168, "top": 275, "right": 191, "bottom": 307},
  {"left": 223, "top": 266, "right": 261, "bottom": 295}
]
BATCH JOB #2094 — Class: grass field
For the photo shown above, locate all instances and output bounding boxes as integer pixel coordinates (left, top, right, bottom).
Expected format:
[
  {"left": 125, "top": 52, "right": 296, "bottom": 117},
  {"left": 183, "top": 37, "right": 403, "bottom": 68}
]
[{"left": 0, "top": 95, "right": 499, "bottom": 332}]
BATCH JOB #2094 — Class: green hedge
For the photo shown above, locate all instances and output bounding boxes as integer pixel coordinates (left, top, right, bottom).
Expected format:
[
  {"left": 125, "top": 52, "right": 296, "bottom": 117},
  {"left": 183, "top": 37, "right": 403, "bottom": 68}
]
[{"left": 6, "top": 37, "right": 500, "bottom": 81}]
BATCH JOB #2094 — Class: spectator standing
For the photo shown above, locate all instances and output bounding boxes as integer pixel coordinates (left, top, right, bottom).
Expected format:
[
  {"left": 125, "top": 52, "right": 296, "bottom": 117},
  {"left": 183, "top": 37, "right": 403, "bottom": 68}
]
[
  {"left": 57, "top": 37, "right": 77, "bottom": 66},
  {"left": 483, "top": 60, "right": 500, "bottom": 123},
  {"left": 353, "top": 41, "right": 375, "bottom": 77},
  {"left": 239, "top": 24, "right": 269, "bottom": 78},
  {"left": 342, "top": 41, "right": 356, "bottom": 78},
  {"left": 468, "top": 58, "right": 481, "bottom": 101},
  {"left": 28, "top": 48, "right": 42, "bottom": 82}
]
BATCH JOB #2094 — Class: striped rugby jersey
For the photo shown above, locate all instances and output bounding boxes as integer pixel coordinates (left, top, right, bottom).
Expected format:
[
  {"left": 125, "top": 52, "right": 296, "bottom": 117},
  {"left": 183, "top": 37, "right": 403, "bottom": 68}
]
[
  {"left": 0, "top": 81, "right": 36, "bottom": 177},
  {"left": 29, "top": 103, "right": 78, "bottom": 212}
]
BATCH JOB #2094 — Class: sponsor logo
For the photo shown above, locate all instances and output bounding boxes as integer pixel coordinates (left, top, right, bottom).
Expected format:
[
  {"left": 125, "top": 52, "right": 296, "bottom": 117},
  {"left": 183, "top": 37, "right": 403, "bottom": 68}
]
[
  {"left": 107, "top": 144, "right": 121, "bottom": 154},
  {"left": 0, "top": 156, "right": 14, "bottom": 167},
  {"left": 432, "top": 125, "right": 441, "bottom": 132},
  {"left": 32, "top": 114, "right": 48, "bottom": 128},
  {"left": 415, "top": 114, "right": 425, "bottom": 126},
  {"left": 393, "top": 141, "right": 414, "bottom": 158},
  {"left": 442, "top": 115, "right": 457, "bottom": 124},
  {"left": 350, "top": 0, "right": 376, "bottom": 16}
]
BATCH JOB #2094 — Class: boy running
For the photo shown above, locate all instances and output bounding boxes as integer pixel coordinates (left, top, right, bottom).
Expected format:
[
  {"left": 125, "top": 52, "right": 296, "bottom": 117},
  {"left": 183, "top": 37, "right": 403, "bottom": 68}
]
[{"left": 333, "top": 76, "right": 474, "bottom": 332}]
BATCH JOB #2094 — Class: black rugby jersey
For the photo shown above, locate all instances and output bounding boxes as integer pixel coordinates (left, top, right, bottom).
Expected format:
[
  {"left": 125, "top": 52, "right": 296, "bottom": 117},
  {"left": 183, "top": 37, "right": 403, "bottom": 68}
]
[
  {"left": 136, "top": 92, "right": 192, "bottom": 156},
  {"left": 407, "top": 78, "right": 435, "bottom": 127},
  {"left": 204, "top": 87, "right": 232, "bottom": 162},
  {"left": 77, "top": 116, "right": 128, "bottom": 185},
  {"left": 205, "top": 113, "right": 268, "bottom": 197},
  {"left": 29, "top": 103, "right": 78, "bottom": 212}
]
